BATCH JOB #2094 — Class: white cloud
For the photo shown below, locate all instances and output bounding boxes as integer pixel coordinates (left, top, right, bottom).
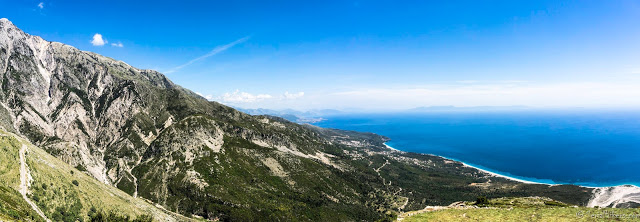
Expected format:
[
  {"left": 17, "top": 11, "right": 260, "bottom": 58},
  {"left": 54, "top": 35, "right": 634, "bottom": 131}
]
[
  {"left": 321, "top": 82, "right": 640, "bottom": 109},
  {"left": 165, "top": 36, "right": 250, "bottom": 74},
  {"left": 111, "top": 42, "right": 123, "bottom": 47},
  {"left": 199, "top": 90, "right": 305, "bottom": 104},
  {"left": 220, "top": 90, "right": 273, "bottom": 103},
  {"left": 199, "top": 81, "right": 640, "bottom": 110},
  {"left": 283, "top": 91, "right": 304, "bottom": 99},
  {"left": 37, "top": 2, "right": 44, "bottom": 9},
  {"left": 91, "top": 34, "right": 107, "bottom": 46},
  {"left": 196, "top": 92, "right": 214, "bottom": 101},
  {"left": 196, "top": 81, "right": 640, "bottom": 110}
]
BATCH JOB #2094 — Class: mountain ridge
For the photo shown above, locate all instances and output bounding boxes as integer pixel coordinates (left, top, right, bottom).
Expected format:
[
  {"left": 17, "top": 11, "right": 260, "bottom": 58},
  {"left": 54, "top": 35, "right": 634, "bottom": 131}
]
[{"left": 1, "top": 18, "right": 636, "bottom": 221}]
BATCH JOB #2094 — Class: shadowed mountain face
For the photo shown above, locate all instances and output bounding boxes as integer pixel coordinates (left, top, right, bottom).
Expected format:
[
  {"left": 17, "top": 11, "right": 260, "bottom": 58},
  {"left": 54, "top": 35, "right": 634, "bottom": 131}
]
[{"left": 0, "top": 18, "right": 601, "bottom": 220}]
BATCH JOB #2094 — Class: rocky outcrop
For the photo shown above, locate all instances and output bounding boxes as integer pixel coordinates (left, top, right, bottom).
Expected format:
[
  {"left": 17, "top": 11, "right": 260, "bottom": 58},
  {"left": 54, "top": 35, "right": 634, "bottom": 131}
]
[
  {"left": 588, "top": 185, "right": 640, "bottom": 208},
  {"left": 1, "top": 18, "right": 184, "bottom": 185}
]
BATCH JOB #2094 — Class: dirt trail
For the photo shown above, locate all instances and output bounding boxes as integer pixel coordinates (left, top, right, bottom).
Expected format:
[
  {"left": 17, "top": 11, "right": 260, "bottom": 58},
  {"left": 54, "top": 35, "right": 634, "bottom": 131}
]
[
  {"left": 19, "top": 144, "right": 51, "bottom": 222},
  {"left": 373, "top": 158, "right": 411, "bottom": 211}
]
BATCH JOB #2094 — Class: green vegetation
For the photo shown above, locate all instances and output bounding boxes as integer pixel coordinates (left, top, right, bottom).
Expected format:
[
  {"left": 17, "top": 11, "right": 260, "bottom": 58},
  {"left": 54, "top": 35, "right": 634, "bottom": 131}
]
[
  {"left": 0, "top": 186, "right": 44, "bottom": 222},
  {"left": 128, "top": 113, "right": 594, "bottom": 221},
  {"left": 402, "top": 197, "right": 640, "bottom": 222},
  {"left": 404, "top": 207, "right": 640, "bottom": 222},
  {"left": 88, "top": 210, "right": 153, "bottom": 222},
  {"left": 0, "top": 130, "right": 185, "bottom": 221},
  {"left": 475, "top": 196, "right": 489, "bottom": 206},
  {"left": 135, "top": 129, "right": 385, "bottom": 221},
  {"left": 0, "top": 133, "right": 44, "bottom": 221}
]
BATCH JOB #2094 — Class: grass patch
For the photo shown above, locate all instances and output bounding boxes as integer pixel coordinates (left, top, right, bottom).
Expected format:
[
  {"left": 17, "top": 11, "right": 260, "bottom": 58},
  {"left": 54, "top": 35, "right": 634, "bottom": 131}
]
[{"left": 403, "top": 197, "right": 640, "bottom": 222}]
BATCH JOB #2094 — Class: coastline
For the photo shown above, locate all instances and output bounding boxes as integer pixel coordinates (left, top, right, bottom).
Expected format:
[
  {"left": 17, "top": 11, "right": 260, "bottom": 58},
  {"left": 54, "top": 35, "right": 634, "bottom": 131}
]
[
  {"left": 383, "top": 142, "right": 640, "bottom": 208},
  {"left": 382, "top": 142, "right": 638, "bottom": 188},
  {"left": 383, "top": 142, "right": 400, "bottom": 151},
  {"left": 383, "top": 142, "right": 552, "bottom": 185},
  {"left": 457, "top": 156, "right": 640, "bottom": 208},
  {"left": 458, "top": 160, "right": 553, "bottom": 185}
]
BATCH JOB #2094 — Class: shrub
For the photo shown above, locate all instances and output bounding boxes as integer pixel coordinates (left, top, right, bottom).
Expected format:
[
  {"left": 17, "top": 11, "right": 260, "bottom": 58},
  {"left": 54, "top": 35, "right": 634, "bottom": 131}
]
[
  {"left": 7, "top": 209, "right": 20, "bottom": 219},
  {"left": 72, "top": 180, "right": 79, "bottom": 186},
  {"left": 475, "top": 196, "right": 489, "bottom": 205},
  {"left": 88, "top": 210, "right": 153, "bottom": 222},
  {"left": 76, "top": 165, "right": 87, "bottom": 171},
  {"left": 133, "top": 214, "right": 154, "bottom": 222},
  {"left": 544, "top": 200, "right": 568, "bottom": 207}
]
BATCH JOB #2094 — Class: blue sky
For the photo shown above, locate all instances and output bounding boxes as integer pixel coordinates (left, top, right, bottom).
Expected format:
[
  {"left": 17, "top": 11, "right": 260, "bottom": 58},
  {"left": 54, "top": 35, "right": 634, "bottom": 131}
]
[{"left": 2, "top": 0, "right": 640, "bottom": 110}]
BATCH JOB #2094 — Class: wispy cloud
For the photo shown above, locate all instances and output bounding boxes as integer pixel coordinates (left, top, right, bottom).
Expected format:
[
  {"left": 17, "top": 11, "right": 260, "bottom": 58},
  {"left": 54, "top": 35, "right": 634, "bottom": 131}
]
[
  {"left": 91, "top": 33, "right": 107, "bottom": 46},
  {"left": 195, "top": 92, "right": 214, "bottom": 100},
  {"left": 197, "top": 90, "right": 304, "bottom": 104},
  {"left": 37, "top": 2, "right": 44, "bottom": 9},
  {"left": 220, "top": 90, "right": 272, "bottom": 103},
  {"left": 111, "top": 42, "right": 123, "bottom": 47},
  {"left": 283, "top": 91, "right": 304, "bottom": 99},
  {"left": 164, "top": 36, "right": 250, "bottom": 74}
]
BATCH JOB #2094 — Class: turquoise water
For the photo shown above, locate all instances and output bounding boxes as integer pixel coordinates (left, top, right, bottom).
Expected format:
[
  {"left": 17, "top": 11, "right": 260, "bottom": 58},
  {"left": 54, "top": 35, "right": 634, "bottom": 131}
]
[{"left": 315, "top": 110, "right": 640, "bottom": 187}]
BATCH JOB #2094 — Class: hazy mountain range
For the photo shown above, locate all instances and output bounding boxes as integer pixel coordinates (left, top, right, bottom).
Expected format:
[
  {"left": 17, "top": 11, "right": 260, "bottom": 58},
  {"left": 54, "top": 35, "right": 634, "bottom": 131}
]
[
  {"left": 236, "top": 106, "right": 533, "bottom": 124},
  {"left": 234, "top": 108, "right": 344, "bottom": 123}
]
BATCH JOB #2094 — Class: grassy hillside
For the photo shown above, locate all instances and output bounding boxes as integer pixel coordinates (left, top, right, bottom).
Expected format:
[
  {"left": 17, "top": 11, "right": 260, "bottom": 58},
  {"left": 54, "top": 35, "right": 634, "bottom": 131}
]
[
  {"left": 401, "top": 197, "right": 640, "bottom": 222},
  {"left": 0, "top": 130, "right": 46, "bottom": 221},
  {"left": 0, "top": 186, "right": 44, "bottom": 222},
  {"left": 0, "top": 129, "right": 189, "bottom": 221}
]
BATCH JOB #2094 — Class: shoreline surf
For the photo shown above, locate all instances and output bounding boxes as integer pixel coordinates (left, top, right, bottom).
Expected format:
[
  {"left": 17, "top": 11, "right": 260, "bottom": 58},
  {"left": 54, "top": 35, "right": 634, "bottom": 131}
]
[{"left": 382, "top": 142, "right": 639, "bottom": 189}]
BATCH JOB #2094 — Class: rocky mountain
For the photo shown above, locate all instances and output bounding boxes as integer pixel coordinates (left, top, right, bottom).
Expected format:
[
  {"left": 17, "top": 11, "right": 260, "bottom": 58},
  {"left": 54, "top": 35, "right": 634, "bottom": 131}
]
[{"left": 0, "top": 18, "right": 636, "bottom": 221}]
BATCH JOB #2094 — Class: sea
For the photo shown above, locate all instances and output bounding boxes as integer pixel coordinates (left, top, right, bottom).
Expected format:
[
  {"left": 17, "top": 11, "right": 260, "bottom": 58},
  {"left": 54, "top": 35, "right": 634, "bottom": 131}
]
[{"left": 314, "top": 109, "right": 640, "bottom": 187}]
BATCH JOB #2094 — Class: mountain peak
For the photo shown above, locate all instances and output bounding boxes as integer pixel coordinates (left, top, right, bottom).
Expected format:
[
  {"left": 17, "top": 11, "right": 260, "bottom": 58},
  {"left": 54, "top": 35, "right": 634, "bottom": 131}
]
[{"left": 0, "top": 18, "right": 15, "bottom": 28}]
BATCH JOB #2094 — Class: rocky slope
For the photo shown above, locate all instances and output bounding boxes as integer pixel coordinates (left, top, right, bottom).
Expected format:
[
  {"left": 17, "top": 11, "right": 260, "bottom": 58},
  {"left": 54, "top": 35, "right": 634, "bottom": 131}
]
[
  {"left": 588, "top": 186, "right": 640, "bottom": 208},
  {"left": 0, "top": 18, "right": 636, "bottom": 221}
]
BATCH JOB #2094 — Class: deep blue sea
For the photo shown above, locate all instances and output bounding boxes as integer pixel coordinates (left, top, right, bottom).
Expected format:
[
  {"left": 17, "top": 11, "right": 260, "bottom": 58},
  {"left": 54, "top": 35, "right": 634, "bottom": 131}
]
[{"left": 314, "top": 110, "right": 640, "bottom": 187}]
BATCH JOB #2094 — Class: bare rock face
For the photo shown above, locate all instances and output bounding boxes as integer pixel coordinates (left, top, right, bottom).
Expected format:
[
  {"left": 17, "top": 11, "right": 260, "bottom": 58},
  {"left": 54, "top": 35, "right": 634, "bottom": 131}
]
[
  {"left": 588, "top": 185, "right": 640, "bottom": 208},
  {"left": 0, "top": 18, "right": 177, "bottom": 184}
]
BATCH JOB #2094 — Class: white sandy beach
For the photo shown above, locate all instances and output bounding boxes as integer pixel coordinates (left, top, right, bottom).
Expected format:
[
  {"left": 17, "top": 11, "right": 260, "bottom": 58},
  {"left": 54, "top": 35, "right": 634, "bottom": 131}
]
[{"left": 383, "top": 142, "right": 400, "bottom": 151}]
